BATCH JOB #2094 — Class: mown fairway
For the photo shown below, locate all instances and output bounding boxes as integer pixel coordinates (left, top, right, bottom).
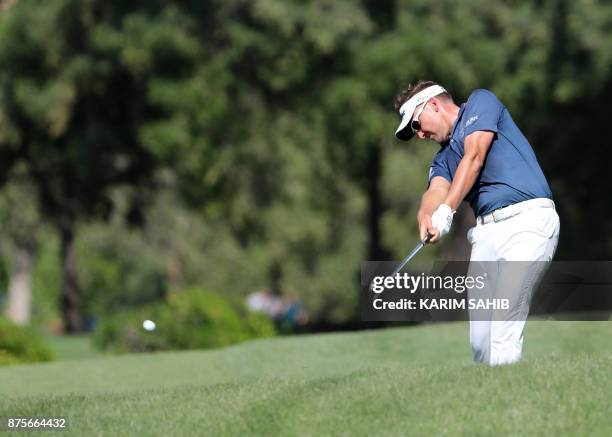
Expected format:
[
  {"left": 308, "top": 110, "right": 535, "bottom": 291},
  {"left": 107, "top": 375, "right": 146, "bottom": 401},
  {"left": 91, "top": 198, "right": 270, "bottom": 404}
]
[{"left": 1, "top": 321, "right": 611, "bottom": 436}]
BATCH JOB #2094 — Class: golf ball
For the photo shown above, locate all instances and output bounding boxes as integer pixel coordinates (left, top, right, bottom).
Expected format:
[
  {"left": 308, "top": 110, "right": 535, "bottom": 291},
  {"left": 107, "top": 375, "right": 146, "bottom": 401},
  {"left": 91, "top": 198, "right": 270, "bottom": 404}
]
[{"left": 142, "top": 319, "right": 156, "bottom": 331}]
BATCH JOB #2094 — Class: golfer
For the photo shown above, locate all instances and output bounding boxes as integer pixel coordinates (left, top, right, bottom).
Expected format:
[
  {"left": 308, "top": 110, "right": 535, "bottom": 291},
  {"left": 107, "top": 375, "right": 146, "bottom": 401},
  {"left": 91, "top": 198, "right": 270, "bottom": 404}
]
[{"left": 394, "top": 81, "right": 560, "bottom": 366}]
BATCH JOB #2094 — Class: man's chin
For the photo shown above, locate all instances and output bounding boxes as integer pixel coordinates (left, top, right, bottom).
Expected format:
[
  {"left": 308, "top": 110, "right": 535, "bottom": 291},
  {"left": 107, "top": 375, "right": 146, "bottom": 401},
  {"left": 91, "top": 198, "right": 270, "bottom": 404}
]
[{"left": 433, "top": 134, "right": 451, "bottom": 144}]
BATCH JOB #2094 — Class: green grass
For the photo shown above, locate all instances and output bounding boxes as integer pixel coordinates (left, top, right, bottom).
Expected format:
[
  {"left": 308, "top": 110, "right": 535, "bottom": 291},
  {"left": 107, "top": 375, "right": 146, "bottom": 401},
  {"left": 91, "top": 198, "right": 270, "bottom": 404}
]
[
  {"left": 1, "top": 322, "right": 611, "bottom": 436},
  {"left": 44, "top": 335, "right": 101, "bottom": 361}
]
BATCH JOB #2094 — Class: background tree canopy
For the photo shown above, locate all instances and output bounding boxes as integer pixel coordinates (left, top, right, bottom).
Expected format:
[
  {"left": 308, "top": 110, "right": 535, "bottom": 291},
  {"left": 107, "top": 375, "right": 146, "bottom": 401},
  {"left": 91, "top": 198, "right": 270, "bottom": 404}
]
[{"left": 0, "top": 0, "right": 610, "bottom": 330}]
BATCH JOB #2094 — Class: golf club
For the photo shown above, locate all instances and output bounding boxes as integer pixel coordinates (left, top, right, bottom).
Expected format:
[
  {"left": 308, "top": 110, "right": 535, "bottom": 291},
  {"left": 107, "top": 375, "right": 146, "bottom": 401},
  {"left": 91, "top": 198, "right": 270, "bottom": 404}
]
[
  {"left": 368, "top": 233, "right": 432, "bottom": 291},
  {"left": 391, "top": 233, "right": 432, "bottom": 277}
]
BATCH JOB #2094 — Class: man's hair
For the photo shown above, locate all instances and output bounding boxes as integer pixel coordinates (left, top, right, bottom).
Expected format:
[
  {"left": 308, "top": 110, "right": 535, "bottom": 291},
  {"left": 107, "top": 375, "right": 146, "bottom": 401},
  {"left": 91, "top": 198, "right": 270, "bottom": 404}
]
[{"left": 394, "top": 80, "right": 453, "bottom": 110}]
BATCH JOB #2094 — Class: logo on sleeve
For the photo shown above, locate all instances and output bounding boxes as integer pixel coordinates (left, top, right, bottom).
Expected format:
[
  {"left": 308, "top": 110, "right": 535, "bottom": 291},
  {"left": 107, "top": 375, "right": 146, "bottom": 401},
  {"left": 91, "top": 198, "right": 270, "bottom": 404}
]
[{"left": 465, "top": 115, "right": 479, "bottom": 127}]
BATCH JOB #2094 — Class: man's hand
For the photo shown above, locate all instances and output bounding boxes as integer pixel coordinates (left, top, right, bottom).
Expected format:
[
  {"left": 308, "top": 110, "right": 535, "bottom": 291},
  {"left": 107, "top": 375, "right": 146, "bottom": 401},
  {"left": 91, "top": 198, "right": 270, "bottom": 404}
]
[
  {"left": 418, "top": 212, "right": 440, "bottom": 243},
  {"left": 430, "top": 204, "right": 454, "bottom": 241},
  {"left": 417, "top": 176, "right": 451, "bottom": 244}
]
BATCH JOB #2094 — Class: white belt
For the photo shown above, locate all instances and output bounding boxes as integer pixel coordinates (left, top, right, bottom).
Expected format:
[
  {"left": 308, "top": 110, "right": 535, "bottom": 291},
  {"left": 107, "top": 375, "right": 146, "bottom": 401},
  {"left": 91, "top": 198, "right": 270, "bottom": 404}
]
[{"left": 476, "top": 198, "right": 555, "bottom": 225}]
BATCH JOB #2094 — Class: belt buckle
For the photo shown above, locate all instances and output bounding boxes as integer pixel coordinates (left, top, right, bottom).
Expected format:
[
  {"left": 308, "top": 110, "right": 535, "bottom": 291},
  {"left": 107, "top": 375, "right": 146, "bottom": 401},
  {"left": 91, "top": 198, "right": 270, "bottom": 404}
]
[{"left": 492, "top": 209, "right": 503, "bottom": 222}]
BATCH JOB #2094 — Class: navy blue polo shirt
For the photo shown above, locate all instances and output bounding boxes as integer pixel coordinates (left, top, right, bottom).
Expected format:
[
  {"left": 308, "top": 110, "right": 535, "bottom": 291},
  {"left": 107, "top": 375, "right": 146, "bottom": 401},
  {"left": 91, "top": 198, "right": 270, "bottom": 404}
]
[{"left": 428, "top": 89, "right": 553, "bottom": 217}]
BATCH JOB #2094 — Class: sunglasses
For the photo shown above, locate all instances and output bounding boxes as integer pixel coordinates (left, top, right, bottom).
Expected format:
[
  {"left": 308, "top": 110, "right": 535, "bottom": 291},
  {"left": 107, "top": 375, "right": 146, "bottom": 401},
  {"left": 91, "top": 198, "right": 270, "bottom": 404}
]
[{"left": 410, "top": 100, "right": 429, "bottom": 133}]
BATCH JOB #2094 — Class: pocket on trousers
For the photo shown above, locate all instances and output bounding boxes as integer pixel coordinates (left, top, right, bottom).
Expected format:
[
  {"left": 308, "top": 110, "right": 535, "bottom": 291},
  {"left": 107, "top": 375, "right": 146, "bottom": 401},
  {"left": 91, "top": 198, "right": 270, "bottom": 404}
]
[
  {"left": 467, "top": 226, "right": 478, "bottom": 245},
  {"left": 523, "top": 208, "right": 558, "bottom": 239}
]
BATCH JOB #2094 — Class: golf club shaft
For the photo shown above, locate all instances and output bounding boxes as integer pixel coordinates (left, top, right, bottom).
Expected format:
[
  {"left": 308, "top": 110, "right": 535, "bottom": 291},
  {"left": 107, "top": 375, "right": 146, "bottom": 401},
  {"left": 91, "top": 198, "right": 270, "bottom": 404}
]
[{"left": 390, "top": 234, "right": 431, "bottom": 277}]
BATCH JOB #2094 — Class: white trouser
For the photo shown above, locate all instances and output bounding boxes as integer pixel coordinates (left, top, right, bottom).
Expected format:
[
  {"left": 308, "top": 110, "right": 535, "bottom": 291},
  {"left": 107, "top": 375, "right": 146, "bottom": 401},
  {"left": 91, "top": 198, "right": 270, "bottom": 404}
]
[{"left": 466, "top": 198, "right": 560, "bottom": 366}]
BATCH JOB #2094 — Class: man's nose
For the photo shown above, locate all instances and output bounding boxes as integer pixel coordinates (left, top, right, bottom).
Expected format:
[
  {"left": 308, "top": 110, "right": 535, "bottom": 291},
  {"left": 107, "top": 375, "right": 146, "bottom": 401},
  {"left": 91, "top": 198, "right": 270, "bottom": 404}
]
[{"left": 417, "top": 131, "right": 426, "bottom": 140}]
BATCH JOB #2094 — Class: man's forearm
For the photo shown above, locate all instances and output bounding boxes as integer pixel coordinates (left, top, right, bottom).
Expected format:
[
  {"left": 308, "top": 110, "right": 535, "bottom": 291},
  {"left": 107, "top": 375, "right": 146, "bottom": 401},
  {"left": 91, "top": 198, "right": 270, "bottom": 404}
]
[
  {"left": 443, "top": 131, "right": 493, "bottom": 210},
  {"left": 418, "top": 188, "right": 447, "bottom": 219},
  {"left": 443, "top": 154, "right": 484, "bottom": 210}
]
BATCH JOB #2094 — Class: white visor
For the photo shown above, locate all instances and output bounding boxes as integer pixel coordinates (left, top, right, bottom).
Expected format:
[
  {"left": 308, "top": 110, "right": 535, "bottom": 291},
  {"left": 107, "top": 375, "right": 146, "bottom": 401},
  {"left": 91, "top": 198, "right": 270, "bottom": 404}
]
[{"left": 395, "top": 85, "right": 447, "bottom": 141}]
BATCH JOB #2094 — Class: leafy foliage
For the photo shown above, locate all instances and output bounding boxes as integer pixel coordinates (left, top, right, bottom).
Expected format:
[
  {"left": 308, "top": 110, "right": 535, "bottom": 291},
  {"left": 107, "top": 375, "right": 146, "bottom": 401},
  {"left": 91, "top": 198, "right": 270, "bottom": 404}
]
[
  {"left": 92, "top": 287, "right": 275, "bottom": 353},
  {"left": 1, "top": 0, "right": 611, "bottom": 331},
  {"left": 0, "top": 317, "right": 54, "bottom": 365}
]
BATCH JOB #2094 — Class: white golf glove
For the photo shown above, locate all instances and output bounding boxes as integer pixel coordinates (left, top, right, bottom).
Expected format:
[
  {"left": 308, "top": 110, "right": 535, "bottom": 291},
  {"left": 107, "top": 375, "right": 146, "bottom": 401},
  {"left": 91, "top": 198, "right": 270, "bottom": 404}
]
[{"left": 431, "top": 204, "right": 454, "bottom": 238}]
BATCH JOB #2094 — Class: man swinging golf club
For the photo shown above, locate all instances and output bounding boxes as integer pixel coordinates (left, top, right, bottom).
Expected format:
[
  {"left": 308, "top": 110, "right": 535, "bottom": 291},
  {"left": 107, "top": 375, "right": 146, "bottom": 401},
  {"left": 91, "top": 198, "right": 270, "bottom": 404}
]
[{"left": 394, "top": 81, "right": 560, "bottom": 366}]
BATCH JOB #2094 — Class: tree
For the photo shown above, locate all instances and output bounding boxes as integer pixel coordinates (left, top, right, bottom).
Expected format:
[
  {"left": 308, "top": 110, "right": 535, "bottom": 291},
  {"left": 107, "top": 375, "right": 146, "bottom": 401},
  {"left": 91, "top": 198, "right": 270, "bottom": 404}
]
[
  {"left": 0, "top": 168, "right": 41, "bottom": 325},
  {"left": 0, "top": 1, "right": 222, "bottom": 331}
]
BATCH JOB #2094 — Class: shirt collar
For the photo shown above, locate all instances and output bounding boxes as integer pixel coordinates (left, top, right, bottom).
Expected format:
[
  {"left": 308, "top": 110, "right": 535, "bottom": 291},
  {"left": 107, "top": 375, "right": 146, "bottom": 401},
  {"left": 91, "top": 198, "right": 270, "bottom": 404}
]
[
  {"left": 450, "top": 103, "right": 466, "bottom": 137},
  {"left": 440, "top": 103, "right": 466, "bottom": 147}
]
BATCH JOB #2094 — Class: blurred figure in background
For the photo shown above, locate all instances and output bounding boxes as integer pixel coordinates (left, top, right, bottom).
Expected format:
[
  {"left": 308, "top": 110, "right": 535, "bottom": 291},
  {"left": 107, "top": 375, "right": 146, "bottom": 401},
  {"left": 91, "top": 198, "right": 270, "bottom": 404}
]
[{"left": 246, "top": 290, "right": 308, "bottom": 331}]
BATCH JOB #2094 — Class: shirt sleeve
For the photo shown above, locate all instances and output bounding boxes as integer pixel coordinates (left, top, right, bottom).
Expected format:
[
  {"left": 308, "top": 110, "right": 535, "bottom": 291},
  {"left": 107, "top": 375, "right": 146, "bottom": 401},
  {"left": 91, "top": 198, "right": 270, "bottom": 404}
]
[
  {"left": 428, "top": 147, "right": 452, "bottom": 186},
  {"left": 462, "top": 89, "right": 504, "bottom": 137}
]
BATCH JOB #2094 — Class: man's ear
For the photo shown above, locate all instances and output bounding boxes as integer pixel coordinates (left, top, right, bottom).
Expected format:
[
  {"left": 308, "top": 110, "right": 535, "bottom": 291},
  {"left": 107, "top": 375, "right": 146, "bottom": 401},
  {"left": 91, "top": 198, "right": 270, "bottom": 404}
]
[{"left": 429, "top": 98, "right": 440, "bottom": 112}]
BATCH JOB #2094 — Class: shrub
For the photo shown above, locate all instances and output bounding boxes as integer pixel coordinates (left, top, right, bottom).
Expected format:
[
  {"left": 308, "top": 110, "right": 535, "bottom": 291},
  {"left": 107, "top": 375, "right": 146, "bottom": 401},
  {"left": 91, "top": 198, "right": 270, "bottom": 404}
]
[
  {"left": 0, "top": 318, "right": 54, "bottom": 365},
  {"left": 93, "top": 288, "right": 276, "bottom": 353}
]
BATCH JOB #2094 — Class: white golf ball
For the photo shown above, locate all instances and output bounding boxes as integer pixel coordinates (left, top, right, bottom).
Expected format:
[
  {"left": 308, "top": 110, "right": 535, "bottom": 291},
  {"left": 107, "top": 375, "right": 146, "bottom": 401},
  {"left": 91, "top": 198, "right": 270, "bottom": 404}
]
[{"left": 142, "top": 319, "right": 156, "bottom": 331}]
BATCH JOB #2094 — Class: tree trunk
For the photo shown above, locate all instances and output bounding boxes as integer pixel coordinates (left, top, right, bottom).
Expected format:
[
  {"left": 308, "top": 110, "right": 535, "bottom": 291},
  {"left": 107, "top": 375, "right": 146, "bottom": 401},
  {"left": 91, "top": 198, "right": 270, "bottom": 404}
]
[
  {"left": 0, "top": 0, "right": 17, "bottom": 13},
  {"left": 60, "top": 225, "right": 83, "bottom": 332},
  {"left": 366, "top": 145, "right": 389, "bottom": 261},
  {"left": 5, "top": 245, "right": 35, "bottom": 325}
]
